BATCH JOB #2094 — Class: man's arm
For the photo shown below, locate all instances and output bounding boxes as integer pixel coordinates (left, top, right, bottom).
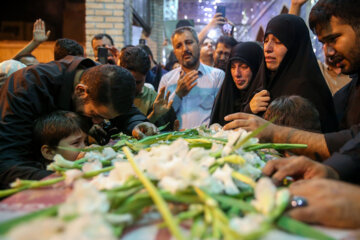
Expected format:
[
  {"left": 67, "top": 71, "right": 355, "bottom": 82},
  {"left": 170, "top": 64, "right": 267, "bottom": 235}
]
[
  {"left": 13, "top": 19, "right": 50, "bottom": 60},
  {"left": 223, "top": 112, "right": 330, "bottom": 160},
  {"left": 198, "top": 13, "right": 225, "bottom": 44},
  {"left": 289, "top": 0, "right": 308, "bottom": 16},
  {"left": 110, "top": 104, "right": 148, "bottom": 135}
]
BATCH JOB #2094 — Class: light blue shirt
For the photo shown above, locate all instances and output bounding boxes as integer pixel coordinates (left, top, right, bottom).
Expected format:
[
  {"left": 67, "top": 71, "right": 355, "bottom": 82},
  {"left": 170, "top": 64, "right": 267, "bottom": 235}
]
[{"left": 159, "top": 63, "right": 225, "bottom": 129}]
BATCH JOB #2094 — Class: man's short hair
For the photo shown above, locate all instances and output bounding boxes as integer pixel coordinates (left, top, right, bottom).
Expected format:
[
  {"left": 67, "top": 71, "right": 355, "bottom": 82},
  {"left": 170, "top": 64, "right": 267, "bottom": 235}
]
[
  {"left": 264, "top": 95, "right": 321, "bottom": 132},
  {"left": 215, "top": 36, "right": 237, "bottom": 49},
  {"left": 171, "top": 26, "right": 199, "bottom": 44},
  {"left": 54, "top": 38, "right": 84, "bottom": 60},
  {"left": 80, "top": 65, "right": 136, "bottom": 114},
  {"left": 91, "top": 33, "right": 114, "bottom": 47},
  {"left": 119, "top": 46, "right": 151, "bottom": 75},
  {"left": 309, "top": 0, "right": 360, "bottom": 35},
  {"left": 33, "top": 110, "right": 90, "bottom": 150}
]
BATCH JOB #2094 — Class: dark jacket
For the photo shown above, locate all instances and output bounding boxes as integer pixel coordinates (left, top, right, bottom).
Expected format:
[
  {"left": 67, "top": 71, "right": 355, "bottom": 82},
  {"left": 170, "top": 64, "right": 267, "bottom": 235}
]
[
  {"left": 0, "top": 56, "right": 147, "bottom": 188},
  {"left": 333, "top": 72, "right": 360, "bottom": 130}
]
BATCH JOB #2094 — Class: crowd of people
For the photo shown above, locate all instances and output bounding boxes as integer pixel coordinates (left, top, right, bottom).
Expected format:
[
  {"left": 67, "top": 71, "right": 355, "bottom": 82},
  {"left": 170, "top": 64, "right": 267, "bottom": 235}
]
[{"left": 0, "top": 0, "right": 359, "bottom": 230}]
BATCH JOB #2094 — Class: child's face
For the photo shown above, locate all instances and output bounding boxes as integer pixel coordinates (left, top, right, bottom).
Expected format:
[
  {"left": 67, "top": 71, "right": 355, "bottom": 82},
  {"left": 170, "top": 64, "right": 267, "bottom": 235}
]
[{"left": 55, "top": 131, "right": 87, "bottom": 161}]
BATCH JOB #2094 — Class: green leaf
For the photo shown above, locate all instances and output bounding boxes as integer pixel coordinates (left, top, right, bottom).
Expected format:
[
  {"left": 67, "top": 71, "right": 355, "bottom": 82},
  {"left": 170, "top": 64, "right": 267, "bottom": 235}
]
[
  {"left": 277, "top": 216, "right": 335, "bottom": 240},
  {"left": 158, "top": 122, "right": 170, "bottom": 131}
]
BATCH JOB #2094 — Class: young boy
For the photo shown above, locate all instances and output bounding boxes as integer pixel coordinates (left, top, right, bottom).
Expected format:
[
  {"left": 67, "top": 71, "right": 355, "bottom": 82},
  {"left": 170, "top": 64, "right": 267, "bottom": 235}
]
[{"left": 33, "top": 110, "right": 91, "bottom": 162}]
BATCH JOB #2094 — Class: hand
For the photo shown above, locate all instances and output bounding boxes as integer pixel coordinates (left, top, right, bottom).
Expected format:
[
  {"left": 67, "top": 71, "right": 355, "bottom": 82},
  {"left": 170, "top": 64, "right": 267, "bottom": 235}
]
[
  {"left": 208, "top": 13, "right": 226, "bottom": 28},
  {"left": 153, "top": 87, "right": 173, "bottom": 116},
  {"left": 33, "top": 19, "right": 50, "bottom": 44},
  {"left": 107, "top": 46, "right": 121, "bottom": 65},
  {"left": 249, "top": 90, "right": 270, "bottom": 114},
  {"left": 223, "top": 112, "right": 274, "bottom": 139},
  {"left": 262, "top": 156, "right": 339, "bottom": 184},
  {"left": 132, "top": 122, "right": 159, "bottom": 139},
  {"left": 175, "top": 70, "right": 198, "bottom": 98},
  {"left": 288, "top": 179, "right": 360, "bottom": 228},
  {"left": 291, "top": 0, "right": 308, "bottom": 7}
]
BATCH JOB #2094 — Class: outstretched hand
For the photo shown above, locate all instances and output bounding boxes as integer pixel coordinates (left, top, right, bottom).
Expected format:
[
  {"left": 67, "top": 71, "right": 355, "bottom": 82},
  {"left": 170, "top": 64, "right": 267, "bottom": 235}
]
[
  {"left": 33, "top": 19, "right": 50, "bottom": 44},
  {"left": 153, "top": 87, "right": 173, "bottom": 116}
]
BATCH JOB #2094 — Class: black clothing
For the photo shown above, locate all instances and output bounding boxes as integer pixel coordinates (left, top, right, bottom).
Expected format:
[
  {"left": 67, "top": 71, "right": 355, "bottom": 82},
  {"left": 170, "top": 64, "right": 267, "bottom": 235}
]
[
  {"left": 210, "top": 42, "right": 263, "bottom": 126},
  {"left": 333, "top": 73, "right": 360, "bottom": 130},
  {"left": 0, "top": 56, "right": 147, "bottom": 188},
  {"left": 244, "top": 14, "right": 338, "bottom": 133},
  {"left": 324, "top": 129, "right": 360, "bottom": 183}
]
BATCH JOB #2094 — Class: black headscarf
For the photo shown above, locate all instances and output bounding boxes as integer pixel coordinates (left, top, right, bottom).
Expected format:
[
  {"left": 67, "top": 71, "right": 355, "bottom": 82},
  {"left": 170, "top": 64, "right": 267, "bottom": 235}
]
[
  {"left": 210, "top": 42, "right": 263, "bottom": 126},
  {"left": 244, "top": 14, "right": 338, "bottom": 133}
]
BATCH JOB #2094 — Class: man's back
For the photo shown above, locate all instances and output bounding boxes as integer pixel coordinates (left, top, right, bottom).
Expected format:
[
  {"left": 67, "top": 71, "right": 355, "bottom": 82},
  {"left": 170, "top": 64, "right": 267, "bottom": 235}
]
[{"left": 0, "top": 56, "right": 96, "bottom": 188}]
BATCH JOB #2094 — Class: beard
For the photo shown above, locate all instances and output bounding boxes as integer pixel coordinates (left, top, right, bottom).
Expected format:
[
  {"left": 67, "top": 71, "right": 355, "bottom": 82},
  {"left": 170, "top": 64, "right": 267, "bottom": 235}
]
[
  {"left": 182, "top": 51, "right": 200, "bottom": 69},
  {"left": 214, "top": 59, "right": 226, "bottom": 71}
]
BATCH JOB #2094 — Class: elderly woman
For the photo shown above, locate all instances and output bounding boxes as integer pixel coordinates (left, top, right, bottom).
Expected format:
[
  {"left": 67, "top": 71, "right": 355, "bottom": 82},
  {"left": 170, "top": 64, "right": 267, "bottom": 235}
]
[
  {"left": 210, "top": 42, "right": 263, "bottom": 126},
  {"left": 244, "top": 14, "right": 338, "bottom": 133}
]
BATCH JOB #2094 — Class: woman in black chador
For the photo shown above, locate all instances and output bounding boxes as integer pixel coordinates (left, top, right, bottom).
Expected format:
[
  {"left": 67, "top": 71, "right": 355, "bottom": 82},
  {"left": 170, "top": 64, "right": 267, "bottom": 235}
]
[
  {"left": 210, "top": 42, "right": 263, "bottom": 126},
  {"left": 244, "top": 14, "right": 338, "bottom": 133}
]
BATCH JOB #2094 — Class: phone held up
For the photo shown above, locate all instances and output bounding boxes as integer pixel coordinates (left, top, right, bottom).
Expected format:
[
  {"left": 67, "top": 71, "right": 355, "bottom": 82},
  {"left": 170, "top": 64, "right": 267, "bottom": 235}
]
[
  {"left": 98, "top": 47, "right": 108, "bottom": 64},
  {"left": 216, "top": 5, "right": 226, "bottom": 18}
]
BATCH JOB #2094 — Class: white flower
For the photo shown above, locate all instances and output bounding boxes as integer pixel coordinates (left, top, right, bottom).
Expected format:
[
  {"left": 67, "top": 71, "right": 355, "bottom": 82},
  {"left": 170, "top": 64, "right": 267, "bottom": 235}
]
[
  {"left": 55, "top": 214, "right": 116, "bottom": 240},
  {"left": 90, "top": 162, "right": 135, "bottom": 190},
  {"left": 230, "top": 214, "right": 265, "bottom": 235},
  {"left": 212, "top": 164, "right": 240, "bottom": 195},
  {"left": 102, "top": 147, "right": 117, "bottom": 159},
  {"left": 82, "top": 159, "right": 102, "bottom": 172},
  {"left": 6, "top": 217, "right": 65, "bottom": 240},
  {"left": 64, "top": 169, "right": 83, "bottom": 185},
  {"left": 158, "top": 176, "right": 187, "bottom": 194},
  {"left": 58, "top": 179, "right": 109, "bottom": 217},
  {"left": 53, "top": 154, "right": 75, "bottom": 168},
  {"left": 251, "top": 178, "right": 277, "bottom": 215},
  {"left": 237, "top": 164, "right": 262, "bottom": 180}
]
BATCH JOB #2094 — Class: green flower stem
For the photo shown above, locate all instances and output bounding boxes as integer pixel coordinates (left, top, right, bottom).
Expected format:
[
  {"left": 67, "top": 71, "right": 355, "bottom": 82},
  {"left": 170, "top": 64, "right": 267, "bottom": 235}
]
[
  {"left": 0, "top": 205, "right": 59, "bottom": 235},
  {"left": 277, "top": 216, "right": 335, "bottom": 240},
  {"left": 123, "top": 146, "right": 186, "bottom": 240},
  {"left": 0, "top": 177, "right": 65, "bottom": 198},
  {"left": 82, "top": 166, "right": 115, "bottom": 178},
  {"left": 107, "top": 186, "right": 143, "bottom": 210},
  {"left": 210, "top": 194, "right": 256, "bottom": 212},
  {"left": 244, "top": 143, "right": 308, "bottom": 151},
  {"left": 190, "top": 216, "right": 206, "bottom": 239}
]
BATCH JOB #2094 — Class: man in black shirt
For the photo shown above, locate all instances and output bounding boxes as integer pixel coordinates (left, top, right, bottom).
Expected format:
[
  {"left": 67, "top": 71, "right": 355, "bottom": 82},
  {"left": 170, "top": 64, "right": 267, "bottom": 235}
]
[{"left": 0, "top": 56, "right": 157, "bottom": 188}]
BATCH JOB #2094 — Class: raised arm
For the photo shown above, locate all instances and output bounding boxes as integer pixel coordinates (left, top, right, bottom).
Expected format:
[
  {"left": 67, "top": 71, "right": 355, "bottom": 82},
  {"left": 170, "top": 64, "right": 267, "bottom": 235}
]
[
  {"left": 289, "top": 0, "right": 308, "bottom": 16},
  {"left": 198, "top": 13, "right": 225, "bottom": 44},
  {"left": 13, "top": 19, "right": 51, "bottom": 60}
]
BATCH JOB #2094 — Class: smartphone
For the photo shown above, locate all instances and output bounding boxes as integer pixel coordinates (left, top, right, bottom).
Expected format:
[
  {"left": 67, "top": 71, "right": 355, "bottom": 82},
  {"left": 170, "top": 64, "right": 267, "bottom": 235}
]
[
  {"left": 223, "top": 23, "right": 234, "bottom": 35},
  {"left": 216, "top": 5, "right": 226, "bottom": 18},
  {"left": 98, "top": 47, "right": 108, "bottom": 64}
]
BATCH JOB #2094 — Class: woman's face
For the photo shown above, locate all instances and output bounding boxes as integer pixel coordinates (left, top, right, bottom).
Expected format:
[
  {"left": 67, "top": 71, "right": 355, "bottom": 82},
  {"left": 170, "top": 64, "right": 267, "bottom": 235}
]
[
  {"left": 264, "top": 34, "right": 288, "bottom": 71},
  {"left": 231, "top": 60, "right": 253, "bottom": 90}
]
